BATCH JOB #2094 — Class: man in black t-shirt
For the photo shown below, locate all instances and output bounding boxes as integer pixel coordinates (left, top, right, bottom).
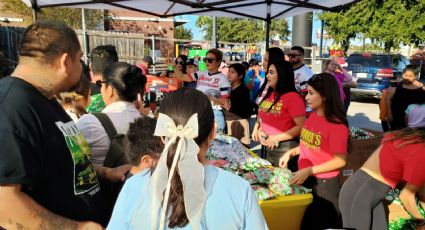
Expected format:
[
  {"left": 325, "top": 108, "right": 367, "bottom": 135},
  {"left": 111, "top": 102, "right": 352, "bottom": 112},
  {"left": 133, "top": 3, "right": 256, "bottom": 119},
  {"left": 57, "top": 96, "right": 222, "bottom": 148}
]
[{"left": 0, "top": 21, "right": 129, "bottom": 229}]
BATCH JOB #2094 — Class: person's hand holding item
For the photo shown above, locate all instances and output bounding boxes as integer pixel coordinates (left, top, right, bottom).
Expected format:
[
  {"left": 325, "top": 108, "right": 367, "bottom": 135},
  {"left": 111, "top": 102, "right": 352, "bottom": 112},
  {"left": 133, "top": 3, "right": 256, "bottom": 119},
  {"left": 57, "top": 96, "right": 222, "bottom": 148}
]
[
  {"left": 104, "top": 164, "right": 132, "bottom": 182},
  {"left": 254, "top": 67, "right": 260, "bottom": 77},
  {"left": 134, "top": 93, "right": 149, "bottom": 116},
  {"left": 216, "top": 98, "right": 231, "bottom": 110},
  {"left": 262, "top": 135, "right": 279, "bottom": 150},
  {"left": 289, "top": 167, "right": 312, "bottom": 185}
]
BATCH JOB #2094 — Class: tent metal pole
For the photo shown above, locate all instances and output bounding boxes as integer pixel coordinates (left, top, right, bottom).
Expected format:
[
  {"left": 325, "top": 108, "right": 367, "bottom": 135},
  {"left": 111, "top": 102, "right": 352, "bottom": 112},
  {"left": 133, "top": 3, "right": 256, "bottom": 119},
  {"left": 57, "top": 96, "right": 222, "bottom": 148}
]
[
  {"left": 212, "top": 16, "right": 218, "bottom": 48},
  {"left": 82, "top": 9, "right": 89, "bottom": 64},
  {"left": 265, "top": 2, "right": 271, "bottom": 50},
  {"left": 152, "top": 35, "right": 156, "bottom": 73},
  {"left": 319, "top": 20, "right": 324, "bottom": 57},
  {"left": 31, "top": 0, "right": 38, "bottom": 22}
]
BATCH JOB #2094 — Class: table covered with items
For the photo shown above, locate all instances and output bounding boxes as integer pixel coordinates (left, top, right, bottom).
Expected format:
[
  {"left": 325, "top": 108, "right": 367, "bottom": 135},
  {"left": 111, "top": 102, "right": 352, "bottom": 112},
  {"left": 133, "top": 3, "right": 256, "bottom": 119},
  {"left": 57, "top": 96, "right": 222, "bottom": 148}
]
[{"left": 206, "top": 134, "right": 313, "bottom": 230}]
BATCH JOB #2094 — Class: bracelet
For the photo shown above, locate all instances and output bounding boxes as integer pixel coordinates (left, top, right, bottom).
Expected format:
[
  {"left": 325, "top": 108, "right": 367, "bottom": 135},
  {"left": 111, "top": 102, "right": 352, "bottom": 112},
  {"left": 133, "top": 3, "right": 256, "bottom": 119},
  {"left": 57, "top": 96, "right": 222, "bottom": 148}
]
[{"left": 415, "top": 219, "right": 425, "bottom": 226}]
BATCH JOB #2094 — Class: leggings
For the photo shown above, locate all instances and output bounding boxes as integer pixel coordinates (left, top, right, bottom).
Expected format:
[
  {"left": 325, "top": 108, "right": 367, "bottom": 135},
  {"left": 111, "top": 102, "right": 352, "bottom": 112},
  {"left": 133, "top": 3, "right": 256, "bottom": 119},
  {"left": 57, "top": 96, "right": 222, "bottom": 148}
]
[{"left": 339, "top": 169, "right": 391, "bottom": 230}]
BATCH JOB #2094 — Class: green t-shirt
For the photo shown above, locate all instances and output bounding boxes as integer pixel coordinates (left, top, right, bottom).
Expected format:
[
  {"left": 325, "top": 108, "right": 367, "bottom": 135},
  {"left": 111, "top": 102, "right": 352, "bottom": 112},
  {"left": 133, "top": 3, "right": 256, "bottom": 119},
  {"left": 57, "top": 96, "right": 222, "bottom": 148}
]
[{"left": 86, "top": 94, "right": 106, "bottom": 113}]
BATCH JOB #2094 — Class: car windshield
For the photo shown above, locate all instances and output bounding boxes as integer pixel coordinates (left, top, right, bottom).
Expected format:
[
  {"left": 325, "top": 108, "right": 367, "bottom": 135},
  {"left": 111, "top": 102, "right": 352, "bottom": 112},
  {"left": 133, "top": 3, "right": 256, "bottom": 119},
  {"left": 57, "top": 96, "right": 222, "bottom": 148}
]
[{"left": 347, "top": 55, "right": 392, "bottom": 68}]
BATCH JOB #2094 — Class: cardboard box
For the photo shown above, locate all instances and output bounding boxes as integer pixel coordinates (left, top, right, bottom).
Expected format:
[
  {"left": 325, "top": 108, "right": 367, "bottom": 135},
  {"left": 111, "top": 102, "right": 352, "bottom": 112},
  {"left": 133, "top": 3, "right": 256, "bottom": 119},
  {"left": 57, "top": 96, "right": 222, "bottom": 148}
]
[{"left": 339, "top": 129, "right": 384, "bottom": 184}]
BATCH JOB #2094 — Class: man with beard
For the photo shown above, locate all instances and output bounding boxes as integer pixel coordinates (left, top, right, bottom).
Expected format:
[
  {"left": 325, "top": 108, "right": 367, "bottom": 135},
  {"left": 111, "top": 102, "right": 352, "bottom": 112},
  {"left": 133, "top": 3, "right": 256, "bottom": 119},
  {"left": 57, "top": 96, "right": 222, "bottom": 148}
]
[
  {"left": 386, "top": 65, "right": 425, "bottom": 130},
  {"left": 287, "top": 46, "right": 314, "bottom": 99},
  {"left": 0, "top": 21, "right": 129, "bottom": 229}
]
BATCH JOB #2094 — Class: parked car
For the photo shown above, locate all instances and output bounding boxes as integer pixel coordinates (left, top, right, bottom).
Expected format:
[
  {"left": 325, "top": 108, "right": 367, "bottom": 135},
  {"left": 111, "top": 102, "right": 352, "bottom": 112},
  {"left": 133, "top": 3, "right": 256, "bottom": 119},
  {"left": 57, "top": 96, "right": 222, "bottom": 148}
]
[{"left": 346, "top": 53, "right": 410, "bottom": 98}]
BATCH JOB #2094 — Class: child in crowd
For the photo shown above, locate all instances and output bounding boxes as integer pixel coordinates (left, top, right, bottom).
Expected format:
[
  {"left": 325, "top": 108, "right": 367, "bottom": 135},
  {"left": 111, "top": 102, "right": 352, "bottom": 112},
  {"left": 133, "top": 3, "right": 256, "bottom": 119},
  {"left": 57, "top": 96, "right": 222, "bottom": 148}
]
[
  {"left": 339, "top": 128, "right": 425, "bottom": 230},
  {"left": 184, "top": 58, "right": 199, "bottom": 88},
  {"left": 252, "top": 60, "right": 306, "bottom": 166},
  {"left": 217, "top": 63, "right": 253, "bottom": 146},
  {"left": 405, "top": 102, "right": 425, "bottom": 128},
  {"left": 245, "top": 59, "right": 266, "bottom": 103},
  {"left": 279, "top": 73, "right": 349, "bottom": 229},
  {"left": 174, "top": 49, "right": 231, "bottom": 133},
  {"left": 58, "top": 61, "right": 91, "bottom": 121},
  {"left": 124, "top": 117, "right": 164, "bottom": 177},
  {"left": 108, "top": 88, "right": 267, "bottom": 229},
  {"left": 219, "top": 63, "right": 253, "bottom": 119}
]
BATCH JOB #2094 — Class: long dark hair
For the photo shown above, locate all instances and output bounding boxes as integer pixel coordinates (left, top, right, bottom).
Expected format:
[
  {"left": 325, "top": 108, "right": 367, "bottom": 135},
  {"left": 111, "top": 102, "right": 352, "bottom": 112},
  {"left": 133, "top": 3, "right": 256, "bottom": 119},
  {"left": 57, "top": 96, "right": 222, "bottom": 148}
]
[
  {"left": 255, "top": 47, "right": 285, "bottom": 101},
  {"left": 386, "top": 127, "right": 425, "bottom": 147},
  {"left": 175, "top": 55, "right": 188, "bottom": 74},
  {"left": 158, "top": 87, "right": 214, "bottom": 228},
  {"left": 308, "top": 73, "right": 348, "bottom": 126},
  {"left": 228, "top": 63, "right": 246, "bottom": 86},
  {"left": 103, "top": 62, "right": 147, "bottom": 102},
  {"left": 260, "top": 60, "right": 296, "bottom": 112}
]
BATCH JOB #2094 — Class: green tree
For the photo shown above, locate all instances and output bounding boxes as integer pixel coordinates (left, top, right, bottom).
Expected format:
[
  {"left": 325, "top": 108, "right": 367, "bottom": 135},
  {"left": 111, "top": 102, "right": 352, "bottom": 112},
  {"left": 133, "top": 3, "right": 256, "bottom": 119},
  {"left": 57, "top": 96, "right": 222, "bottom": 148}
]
[
  {"left": 195, "top": 16, "right": 289, "bottom": 43},
  {"left": 320, "top": 0, "right": 425, "bottom": 52},
  {"left": 1, "top": 0, "right": 103, "bottom": 29},
  {"left": 174, "top": 25, "right": 193, "bottom": 40}
]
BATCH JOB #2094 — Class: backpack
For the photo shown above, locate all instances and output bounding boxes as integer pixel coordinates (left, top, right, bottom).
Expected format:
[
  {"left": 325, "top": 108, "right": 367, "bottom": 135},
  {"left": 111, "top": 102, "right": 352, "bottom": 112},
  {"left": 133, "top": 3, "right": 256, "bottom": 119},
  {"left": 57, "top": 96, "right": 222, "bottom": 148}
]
[
  {"left": 92, "top": 113, "right": 127, "bottom": 218},
  {"left": 92, "top": 113, "right": 127, "bottom": 168}
]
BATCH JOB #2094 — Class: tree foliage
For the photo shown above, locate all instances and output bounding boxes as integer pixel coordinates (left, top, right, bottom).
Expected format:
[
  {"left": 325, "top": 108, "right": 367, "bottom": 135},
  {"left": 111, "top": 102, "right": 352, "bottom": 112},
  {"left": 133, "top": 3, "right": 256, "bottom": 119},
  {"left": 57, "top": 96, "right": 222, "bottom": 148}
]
[
  {"left": 174, "top": 25, "right": 193, "bottom": 40},
  {"left": 195, "top": 16, "right": 289, "bottom": 43},
  {"left": 1, "top": 0, "right": 103, "bottom": 29},
  {"left": 320, "top": 0, "right": 425, "bottom": 52}
]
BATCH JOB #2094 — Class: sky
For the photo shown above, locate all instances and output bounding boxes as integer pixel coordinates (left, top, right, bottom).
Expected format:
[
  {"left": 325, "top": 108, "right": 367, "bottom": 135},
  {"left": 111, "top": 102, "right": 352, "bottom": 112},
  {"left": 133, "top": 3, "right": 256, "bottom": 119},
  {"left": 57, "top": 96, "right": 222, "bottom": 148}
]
[{"left": 179, "top": 13, "right": 323, "bottom": 45}]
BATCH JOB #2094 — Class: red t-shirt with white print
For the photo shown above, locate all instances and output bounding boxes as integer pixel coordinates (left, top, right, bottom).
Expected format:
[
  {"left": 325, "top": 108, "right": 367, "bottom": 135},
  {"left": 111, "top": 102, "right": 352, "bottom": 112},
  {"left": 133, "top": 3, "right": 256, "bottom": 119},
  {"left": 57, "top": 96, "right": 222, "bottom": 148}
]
[
  {"left": 298, "top": 112, "right": 349, "bottom": 178},
  {"left": 258, "top": 91, "right": 306, "bottom": 135}
]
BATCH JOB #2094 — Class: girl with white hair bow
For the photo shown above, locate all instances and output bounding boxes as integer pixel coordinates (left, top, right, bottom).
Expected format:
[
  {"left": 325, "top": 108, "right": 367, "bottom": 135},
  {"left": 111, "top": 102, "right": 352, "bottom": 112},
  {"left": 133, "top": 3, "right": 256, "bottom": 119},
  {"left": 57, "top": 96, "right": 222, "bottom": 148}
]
[{"left": 107, "top": 87, "right": 268, "bottom": 230}]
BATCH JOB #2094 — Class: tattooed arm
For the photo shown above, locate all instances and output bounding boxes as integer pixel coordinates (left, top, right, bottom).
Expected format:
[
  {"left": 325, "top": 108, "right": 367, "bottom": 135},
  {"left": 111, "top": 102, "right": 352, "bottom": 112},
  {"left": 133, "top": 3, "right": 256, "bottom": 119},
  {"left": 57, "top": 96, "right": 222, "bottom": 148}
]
[{"left": 0, "top": 184, "right": 102, "bottom": 230}]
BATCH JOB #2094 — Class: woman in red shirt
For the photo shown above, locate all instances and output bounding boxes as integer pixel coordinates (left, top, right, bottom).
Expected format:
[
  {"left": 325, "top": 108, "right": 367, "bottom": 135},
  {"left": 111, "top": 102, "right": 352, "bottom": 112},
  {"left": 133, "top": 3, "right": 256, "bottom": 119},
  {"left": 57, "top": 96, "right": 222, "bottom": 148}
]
[
  {"left": 339, "top": 128, "right": 425, "bottom": 230},
  {"left": 252, "top": 60, "right": 306, "bottom": 166},
  {"left": 279, "top": 73, "right": 349, "bottom": 229}
]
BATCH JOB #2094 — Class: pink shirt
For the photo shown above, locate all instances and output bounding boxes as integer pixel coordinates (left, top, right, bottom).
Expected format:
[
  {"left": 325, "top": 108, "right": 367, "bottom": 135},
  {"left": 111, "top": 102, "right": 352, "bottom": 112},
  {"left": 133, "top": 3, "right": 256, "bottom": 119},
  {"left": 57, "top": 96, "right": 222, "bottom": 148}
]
[{"left": 298, "top": 112, "right": 349, "bottom": 178}]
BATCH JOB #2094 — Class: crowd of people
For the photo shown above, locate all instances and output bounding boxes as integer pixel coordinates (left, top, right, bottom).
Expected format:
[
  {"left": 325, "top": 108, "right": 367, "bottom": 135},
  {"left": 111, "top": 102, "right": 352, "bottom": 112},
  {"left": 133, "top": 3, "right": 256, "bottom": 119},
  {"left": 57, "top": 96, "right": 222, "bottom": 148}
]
[{"left": 0, "top": 21, "right": 424, "bottom": 230}]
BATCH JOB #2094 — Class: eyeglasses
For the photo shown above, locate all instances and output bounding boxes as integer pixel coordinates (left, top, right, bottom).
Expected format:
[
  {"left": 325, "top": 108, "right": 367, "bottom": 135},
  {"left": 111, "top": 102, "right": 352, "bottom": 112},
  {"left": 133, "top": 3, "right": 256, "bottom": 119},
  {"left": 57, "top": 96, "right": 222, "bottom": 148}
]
[
  {"left": 203, "top": 57, "right": 216, "bottom": 63},
  {"left": 175, "top": 61, "right": 185, "bottom": 65},
  {"left": 288, "top": 54, "right": 302, "bottom": 58},
  {"left": 95, "top": 80, "right": 108, "bottom": 88}
]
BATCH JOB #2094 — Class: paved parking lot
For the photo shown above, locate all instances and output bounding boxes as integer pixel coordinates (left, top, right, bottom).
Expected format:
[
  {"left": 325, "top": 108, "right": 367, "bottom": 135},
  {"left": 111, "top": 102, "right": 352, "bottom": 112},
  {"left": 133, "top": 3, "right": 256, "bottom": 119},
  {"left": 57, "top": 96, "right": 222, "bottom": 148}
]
[{"left": 347, "top": 97, "right": 382, "bottom": 132}]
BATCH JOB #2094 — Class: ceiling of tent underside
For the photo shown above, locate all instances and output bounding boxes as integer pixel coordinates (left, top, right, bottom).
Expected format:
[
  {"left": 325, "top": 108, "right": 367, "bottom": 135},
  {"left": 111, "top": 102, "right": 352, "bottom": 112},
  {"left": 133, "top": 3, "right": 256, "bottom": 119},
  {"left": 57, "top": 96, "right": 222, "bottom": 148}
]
[{"left": 21, "top": 0, "right": 358, "bottom": 20}]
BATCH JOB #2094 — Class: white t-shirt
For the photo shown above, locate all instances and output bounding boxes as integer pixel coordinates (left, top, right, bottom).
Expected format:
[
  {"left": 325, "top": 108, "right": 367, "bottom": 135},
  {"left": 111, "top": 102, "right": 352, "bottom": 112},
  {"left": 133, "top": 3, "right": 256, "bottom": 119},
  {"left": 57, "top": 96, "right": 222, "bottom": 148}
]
[
  {"left": 192, "top": 71, "right": 231, "bottom": 98},
  {"left": 294, "top": 64, "right": 314, "bottom": 94}
]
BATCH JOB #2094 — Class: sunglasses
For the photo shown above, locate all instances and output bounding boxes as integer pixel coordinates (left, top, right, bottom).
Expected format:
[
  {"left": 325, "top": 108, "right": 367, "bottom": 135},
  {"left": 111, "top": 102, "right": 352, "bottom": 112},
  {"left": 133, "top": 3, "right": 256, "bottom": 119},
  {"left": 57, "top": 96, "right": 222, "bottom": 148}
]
[
  {"left": 95, "top": 80, "right": 108, "bottom": 88},
  {"left": 175, "top": 61, "right": 185, "bottom": 65},
  {"left": 288, "top": 54, "right": 302, "bottom": 58},
  {"left": 203, "top": 57, "right": 216, "bottom": 63}
]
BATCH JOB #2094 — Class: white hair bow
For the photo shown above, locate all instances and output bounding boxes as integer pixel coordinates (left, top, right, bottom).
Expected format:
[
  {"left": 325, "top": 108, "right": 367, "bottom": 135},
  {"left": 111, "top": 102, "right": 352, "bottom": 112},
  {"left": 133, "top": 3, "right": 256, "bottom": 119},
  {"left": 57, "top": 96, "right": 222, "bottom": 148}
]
[{"left": 147, "top": 112, "right": 206, "bottom": 230}]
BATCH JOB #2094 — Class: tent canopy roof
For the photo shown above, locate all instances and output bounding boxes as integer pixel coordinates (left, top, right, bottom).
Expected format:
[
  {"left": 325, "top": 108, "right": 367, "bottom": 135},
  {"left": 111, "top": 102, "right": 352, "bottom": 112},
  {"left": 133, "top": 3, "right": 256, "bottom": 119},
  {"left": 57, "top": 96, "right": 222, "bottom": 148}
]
[{"left": 22, "top": 0, "right": 359, "bottom": 21}]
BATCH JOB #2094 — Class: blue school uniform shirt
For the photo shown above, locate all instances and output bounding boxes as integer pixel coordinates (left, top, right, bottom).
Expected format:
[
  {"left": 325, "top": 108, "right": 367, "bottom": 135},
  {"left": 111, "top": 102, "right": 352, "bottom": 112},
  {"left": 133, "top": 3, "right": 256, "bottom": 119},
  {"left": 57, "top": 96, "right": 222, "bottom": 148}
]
[
  {"left": 107, "top": 165, "right": 268, "bottom": 230},
  {"left": 244, "top": 70, "right": 266, "bottom": 102}
]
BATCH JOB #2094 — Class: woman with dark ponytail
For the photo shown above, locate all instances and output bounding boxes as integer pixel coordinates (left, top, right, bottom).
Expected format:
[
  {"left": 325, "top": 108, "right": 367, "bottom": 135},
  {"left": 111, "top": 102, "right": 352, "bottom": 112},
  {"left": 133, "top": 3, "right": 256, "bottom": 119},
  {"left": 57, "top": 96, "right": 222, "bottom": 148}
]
[
  {"left": 108, "top": 88, "right": 268, "bottom": 230},
  {"left": 76, "top": 62, "right": 147, "bottom": 166}
]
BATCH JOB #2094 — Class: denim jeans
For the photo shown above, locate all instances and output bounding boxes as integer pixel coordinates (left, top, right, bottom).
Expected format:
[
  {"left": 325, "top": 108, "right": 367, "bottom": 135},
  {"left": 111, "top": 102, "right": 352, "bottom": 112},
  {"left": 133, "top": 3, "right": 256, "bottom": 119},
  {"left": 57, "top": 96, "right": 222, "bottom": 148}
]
[{"left": 213, "top": 109, "right": 226, "bottom": 133}]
